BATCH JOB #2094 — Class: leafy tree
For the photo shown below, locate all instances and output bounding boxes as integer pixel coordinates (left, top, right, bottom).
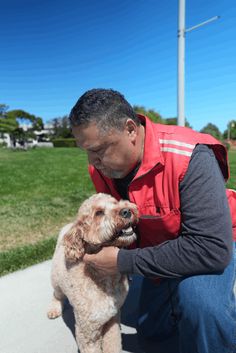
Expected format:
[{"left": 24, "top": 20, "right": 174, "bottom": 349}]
[
  {"left": 0, "top": 105, "right": 19, "bottom": 138},
  {"left": 133, "top": 105, "right": 163, "bottom": 123},
  {"left": 0, "top": 106, "right": 44, "bottom": 147},
  {"left": 49, "top": 116, "right": 73, "bottom": 138},
  {"left": 200, "top": 123, "right": 222, "bottom": 140},
  {"left": 6, "top": 110, "right": 44, "bottom": 146},
  {"left": 0, "top": 116, "right": 19, "bottom": 134},
  {"left": 164, "top": 117, "right": 192, "bottom": 128},
  {"left": 223, "top": 121, "right": 236, "bottom": 140},
  {"left": 7, "top": 110, "right": 43, "bottom": 128},
  {"left": 0, "top": 104, "right": 9, "bottom": 116},
  {"left": 133, "top": 106, "right": 192, "bottom": 128}
]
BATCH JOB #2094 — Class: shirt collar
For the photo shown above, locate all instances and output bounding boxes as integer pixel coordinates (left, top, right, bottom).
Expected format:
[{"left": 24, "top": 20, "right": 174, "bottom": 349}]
[{"left": 133, "top": 114, "right": 164, "bottom": 180}]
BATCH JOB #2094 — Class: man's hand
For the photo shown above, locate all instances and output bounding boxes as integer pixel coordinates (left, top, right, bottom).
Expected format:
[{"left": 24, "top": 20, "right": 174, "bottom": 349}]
[{"left": 83, "top": 246, "right": 120, "bottom": 275}]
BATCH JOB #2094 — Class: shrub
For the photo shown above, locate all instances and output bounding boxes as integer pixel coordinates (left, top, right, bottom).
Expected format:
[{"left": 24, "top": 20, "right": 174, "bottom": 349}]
[
  {"left": 52, "top": 138, "right": 77, "bottom": 147},
  {"left": 0, "top": 141, "right": 7, "bottom": 148},
  {"left": 223, "top": 141, "right": 231, "bottom": 151}
]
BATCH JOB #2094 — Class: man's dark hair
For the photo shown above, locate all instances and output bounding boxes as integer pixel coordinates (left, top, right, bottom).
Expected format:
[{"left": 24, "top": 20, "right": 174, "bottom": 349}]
[{"left": 69, "top": 89, "right": 140, "bottom": 132}]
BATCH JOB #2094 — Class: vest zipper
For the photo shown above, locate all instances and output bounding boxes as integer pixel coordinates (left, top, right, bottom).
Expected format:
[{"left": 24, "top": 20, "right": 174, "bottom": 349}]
[{"left": 126, "top": 163, "right": 162, "bottom": 248}]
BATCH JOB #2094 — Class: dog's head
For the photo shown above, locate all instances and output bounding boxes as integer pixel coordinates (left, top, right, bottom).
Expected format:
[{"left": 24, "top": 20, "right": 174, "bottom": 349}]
[{"left": 63, "top": 193, "right": 138, "bottom": 262}]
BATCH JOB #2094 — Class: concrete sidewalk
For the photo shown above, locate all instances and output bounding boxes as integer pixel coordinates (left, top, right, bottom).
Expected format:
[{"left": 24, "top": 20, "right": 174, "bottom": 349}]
[
  {"left": 0, "top": 261, "right": 159, "bottom": 353},
  {"left": 1, "top": 261, "right": 235, "bottom": 353}
]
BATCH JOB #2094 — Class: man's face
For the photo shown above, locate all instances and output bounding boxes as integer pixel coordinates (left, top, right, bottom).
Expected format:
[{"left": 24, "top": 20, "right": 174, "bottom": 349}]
[{"left": 72, "top": 120, "right": 143, "bottom": 179}]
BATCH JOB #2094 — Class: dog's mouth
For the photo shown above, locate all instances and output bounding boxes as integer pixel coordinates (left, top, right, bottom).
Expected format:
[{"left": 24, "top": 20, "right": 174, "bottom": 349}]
[
  {"left": 84, "top": 223, "right": 137, "bottom": 254},
  {"left": 117, "top": 225, "right": 135, "bottom": 237},
  {"left": 112, "top": 220, "right": 138, "bottom": 243}
]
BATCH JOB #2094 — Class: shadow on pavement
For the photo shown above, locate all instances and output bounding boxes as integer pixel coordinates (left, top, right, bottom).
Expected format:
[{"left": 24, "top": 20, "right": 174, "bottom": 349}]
[
  {"left": 61, "top": 275, "right": 143, "bottom": 352},
  {"left": 61, "top": 275, "right": 176, "bottom": 352}
]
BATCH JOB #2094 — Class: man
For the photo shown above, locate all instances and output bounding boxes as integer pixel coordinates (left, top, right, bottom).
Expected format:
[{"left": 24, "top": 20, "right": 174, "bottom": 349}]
[{"left": 69, "top": 88, "right": 236, "bottom": 353}]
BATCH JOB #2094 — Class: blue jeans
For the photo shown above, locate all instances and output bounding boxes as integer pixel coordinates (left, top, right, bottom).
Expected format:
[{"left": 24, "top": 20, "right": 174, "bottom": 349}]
[{"left": 137, "top": 245, "right": 236, "bottom": 353}]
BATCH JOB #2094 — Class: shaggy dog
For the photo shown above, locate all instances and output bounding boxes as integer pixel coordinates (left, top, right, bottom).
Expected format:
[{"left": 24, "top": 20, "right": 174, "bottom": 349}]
[{"left": 47, "top": 193, "right": 138, "bottom": 353}]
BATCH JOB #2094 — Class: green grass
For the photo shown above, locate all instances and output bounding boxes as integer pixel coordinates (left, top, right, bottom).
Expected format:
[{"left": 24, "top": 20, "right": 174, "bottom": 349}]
[
  {"left": 0, "top": 147, "right": 94, "bottom": 268},
  {"left": 0, "top": 237, "right": 57, "bottom": 277},
  {"left": 227, "top": 150, "right": 236, "bottom": 189},
  {"left": 0, "top": 147, "right": 236, "bottom": 277}
]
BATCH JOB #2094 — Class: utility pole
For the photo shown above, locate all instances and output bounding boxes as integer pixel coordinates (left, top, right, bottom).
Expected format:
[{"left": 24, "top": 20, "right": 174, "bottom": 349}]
[
  {"left": 177, "top": 0, "right": 186, "bottom": 127},
  {"left": 177, "top": 0, "right": 220, "bottom": 126},
  {"left": 228, "top": 121, "right": 235, "bottom": 141}
]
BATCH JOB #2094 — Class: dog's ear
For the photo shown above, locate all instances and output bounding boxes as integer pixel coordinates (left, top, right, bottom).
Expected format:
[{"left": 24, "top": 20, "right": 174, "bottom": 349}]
[{"left": 63, "top": 224, "right": 85, "bottom": 262}]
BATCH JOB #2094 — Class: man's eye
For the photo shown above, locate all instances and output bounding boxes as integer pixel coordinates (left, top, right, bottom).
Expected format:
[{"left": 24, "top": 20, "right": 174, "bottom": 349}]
[
  {"left": 90, "top": 146, "right": 106, "bottom": 155},
  {"left": 93, "top": 148, "right": 103, "bottom": 154},
  {"left": 95, "top": 210, "right": 105, "bottom": 216}
]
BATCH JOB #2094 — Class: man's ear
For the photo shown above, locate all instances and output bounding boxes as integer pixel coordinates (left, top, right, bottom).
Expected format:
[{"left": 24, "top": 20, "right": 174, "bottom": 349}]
[
  {"left": 63, "top": 224, "right": 85, "bottom": 262},
  {"left": 125, "top": 119, "right": 138, "bottom": 141}
]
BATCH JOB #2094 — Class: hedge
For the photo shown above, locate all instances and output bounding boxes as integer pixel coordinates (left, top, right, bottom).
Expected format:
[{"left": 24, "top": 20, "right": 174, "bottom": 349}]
[{"left": 52, "top": 138, "right": 77, "bottom": 147}]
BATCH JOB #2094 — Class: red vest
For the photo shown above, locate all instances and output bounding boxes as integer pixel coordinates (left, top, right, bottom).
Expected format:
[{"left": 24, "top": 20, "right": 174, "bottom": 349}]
[{"left": 89, "top": 115, "right": 236, "bottom": 246}]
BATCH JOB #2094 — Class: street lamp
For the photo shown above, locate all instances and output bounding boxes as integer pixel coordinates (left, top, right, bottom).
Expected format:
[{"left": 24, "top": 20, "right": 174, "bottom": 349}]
[
  {"left": 177, "top": 0, "right": 220, "bottom": 126},
  {"left": 228, "top": 122, "right": 235, "bottom": 140}
]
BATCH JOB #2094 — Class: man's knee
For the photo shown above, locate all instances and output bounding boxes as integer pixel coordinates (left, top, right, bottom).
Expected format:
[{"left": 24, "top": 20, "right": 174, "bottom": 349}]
[{"left": 176, "top": 275, "right": 224, "bottom": 324}]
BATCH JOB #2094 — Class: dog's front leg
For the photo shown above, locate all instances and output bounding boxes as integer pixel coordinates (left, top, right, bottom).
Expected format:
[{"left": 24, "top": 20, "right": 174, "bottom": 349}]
[
  {"left": 47, "top": 287, "right": 65, "bottom": 319},
  {"left": 102, "top": 314, "right": 122, "bottom": 353},
  {"left": 75, "top": 323, "right": 103, "bottom": 353}
]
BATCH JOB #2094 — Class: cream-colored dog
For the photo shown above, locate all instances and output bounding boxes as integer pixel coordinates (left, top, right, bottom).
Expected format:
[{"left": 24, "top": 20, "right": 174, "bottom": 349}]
[{"left": 47, "top": 193, "right": 138, "bottom": 353}]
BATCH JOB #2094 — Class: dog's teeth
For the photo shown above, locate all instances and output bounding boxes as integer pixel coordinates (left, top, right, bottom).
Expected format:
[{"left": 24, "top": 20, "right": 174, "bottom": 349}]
[{"left": 121, "top": 227, "right": 133, "bottom": 236}]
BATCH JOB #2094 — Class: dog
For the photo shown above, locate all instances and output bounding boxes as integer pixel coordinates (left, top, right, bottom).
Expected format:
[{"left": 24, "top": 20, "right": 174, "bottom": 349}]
[{"left": 47, "top": 193, "right": 138, "bottom": 353}]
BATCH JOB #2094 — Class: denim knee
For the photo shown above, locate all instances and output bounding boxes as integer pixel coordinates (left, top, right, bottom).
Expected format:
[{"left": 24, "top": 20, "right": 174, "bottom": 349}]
[
  {"left": 176, "top": 262, "right": 236, "bottom": 322},
  {"left": 174, "top": 271, "right": 236, "bottom": 353},
  {"left": 176, "top": 276, "right": 223, "bottom": 322}
]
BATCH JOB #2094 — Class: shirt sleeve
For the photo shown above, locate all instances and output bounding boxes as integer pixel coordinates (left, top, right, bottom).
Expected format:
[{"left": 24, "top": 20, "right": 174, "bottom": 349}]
[{"left": 117, "top": 144, "right": 233, "bottom": 278}]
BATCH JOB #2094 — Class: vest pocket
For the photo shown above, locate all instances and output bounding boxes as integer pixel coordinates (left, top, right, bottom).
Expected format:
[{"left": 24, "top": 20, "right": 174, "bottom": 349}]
[{"left": 138, "top": 209, "right": 181, "bottom": 248}]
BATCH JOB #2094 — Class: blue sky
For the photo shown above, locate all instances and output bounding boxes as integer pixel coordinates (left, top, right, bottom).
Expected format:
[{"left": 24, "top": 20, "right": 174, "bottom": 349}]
[{"left": 1, "top": 0, "right": 236, "bottom": 132}]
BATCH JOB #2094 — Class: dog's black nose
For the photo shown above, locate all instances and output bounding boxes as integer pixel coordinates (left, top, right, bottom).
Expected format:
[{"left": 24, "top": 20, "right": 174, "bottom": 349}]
[{"left": 119, "top": 208, "right": 132, "bottom": 219}]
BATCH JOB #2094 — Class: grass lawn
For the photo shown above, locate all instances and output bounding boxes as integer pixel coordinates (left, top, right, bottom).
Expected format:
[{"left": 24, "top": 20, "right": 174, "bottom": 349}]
[
  {"left": 0, "top": 147, "right": 235, "bottom": 276},
  {"left": 0, "top": 147, "right": 95, "bottom": 275},
  {"left": 227, "top": 150, "right": 236, "bottom": 189}
]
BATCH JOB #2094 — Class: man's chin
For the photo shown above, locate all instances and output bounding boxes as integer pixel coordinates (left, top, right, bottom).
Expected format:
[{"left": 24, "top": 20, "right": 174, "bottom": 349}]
[{"left": 97, "top": 168, "right": 126, "bottom": 179}]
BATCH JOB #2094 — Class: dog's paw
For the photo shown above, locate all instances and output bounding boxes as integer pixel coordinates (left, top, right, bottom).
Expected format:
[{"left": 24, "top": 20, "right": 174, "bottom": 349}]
[
  {"left": 47, "top": 300, "right": 62, "bottom": 319},
  {"left": 47, "top": 308, "right": 62, "bottom": 319}
]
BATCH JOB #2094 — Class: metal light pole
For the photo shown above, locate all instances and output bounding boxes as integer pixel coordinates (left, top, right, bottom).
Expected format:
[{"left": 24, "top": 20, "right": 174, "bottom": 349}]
[
  {"left": 228, "top": 122, "right": 235, "bottom": 140},
  {"left": 177, "top": 0, "right": 186, "bottom": 127},
  {"left": 177, "top": 0, "right": 220, "bottom": 126}
]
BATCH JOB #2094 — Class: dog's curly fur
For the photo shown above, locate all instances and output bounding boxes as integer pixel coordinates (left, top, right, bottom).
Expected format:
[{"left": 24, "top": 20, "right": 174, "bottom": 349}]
[{"left": 47, "top": 193, "right": 138, "bottom": 353}]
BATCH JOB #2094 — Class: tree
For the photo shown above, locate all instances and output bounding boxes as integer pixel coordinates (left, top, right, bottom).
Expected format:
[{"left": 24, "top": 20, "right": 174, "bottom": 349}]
[
  {"left": 223, "top": 121, "right": 236, "bottom": 140},
  {"left": 0, "top": 106, "right": 44, "bottom": 147},
  {"left": 133, "top": 106, "right": 193, "bottom": 128},
  {"left": 133, "top": 105, "right": 163, "bottom": 123},
  {"left": 200, "top": 123, "right": 222, "bottom": 140},
  {"left": 0, "top": 104, "right": 19, "bottom": 137},
  {"left": 164, "top": 117, "right": 192, "bottom": 128},
  {"left": 0, "top": 104, "right": 9, "bottom": 116},
  {"left": 49, "top": 116, "right": 73, "bottom": 138},
  {"left": 0, "top": 116, "right": 19, "bottom": 134},
  {"left": 7, "top": 110, "right": 43, "bottom": 128},
  {"left": 6, "top": 110, "right": 44, "bottom": 146}
]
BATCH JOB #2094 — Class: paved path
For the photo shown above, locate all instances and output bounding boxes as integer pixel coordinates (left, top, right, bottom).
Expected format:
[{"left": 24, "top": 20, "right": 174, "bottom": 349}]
[
  {"left": 0, "top": 261, "right": 161, "bottom": 353},
  {"left": 3, "top": 260, "right": 232, "bottom": 353}
]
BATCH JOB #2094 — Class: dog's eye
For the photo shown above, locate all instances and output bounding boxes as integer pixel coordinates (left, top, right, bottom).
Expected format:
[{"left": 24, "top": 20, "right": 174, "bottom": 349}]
[{"left": 95, "top": 210, "right": 105, "bottom": 217}]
